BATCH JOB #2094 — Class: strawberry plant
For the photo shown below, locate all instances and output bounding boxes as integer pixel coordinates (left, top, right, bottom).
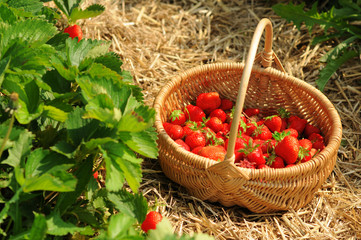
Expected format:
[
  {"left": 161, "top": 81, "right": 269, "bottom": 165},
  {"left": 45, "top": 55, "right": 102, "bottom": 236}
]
[
  {"left": 0, "top": 1, "right": 213, "bottom": 239},
  {"left": 272, "top": 1, "right": 361, "bottom": 91}
]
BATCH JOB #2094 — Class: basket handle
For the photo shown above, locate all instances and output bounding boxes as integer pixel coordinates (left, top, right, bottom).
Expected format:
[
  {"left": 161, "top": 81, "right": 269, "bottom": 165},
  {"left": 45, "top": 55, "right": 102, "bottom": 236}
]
[{"left": 224, "top": 18, "right": 282, "bottom": 164}]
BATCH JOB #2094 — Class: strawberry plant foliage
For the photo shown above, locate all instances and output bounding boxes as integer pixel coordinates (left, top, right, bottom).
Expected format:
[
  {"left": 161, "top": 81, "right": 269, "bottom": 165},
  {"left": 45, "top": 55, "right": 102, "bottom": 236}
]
[
  {"left": 272, "top": 1, "right": 361, "bottom": 91},
  {"left": 0, "top": 1, "right": 214, "bottom": 239}
]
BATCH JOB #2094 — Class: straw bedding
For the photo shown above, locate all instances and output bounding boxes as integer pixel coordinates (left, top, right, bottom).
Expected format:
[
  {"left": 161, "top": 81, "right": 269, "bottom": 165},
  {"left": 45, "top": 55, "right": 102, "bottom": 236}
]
[{"left": 81, "top": 0, "right": 361, "bottom": 239}]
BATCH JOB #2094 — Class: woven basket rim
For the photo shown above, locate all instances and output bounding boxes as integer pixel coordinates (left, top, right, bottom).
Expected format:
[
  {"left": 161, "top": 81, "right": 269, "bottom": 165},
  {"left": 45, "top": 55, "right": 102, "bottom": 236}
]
[{"left": 153, "top": 61, "right": 342, "bottom": 180}]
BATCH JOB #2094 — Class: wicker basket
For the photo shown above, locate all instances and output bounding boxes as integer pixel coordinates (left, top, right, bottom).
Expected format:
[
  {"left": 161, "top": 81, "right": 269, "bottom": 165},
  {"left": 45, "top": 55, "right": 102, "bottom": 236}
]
[{"left": 153, "top": 18, "right": 342, "bottom": 213}]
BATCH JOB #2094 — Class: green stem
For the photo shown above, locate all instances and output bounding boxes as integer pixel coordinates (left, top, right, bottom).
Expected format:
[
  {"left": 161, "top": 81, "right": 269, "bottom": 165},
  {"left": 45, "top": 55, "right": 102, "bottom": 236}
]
[{"left": 0, "top": 113, "right": 15, "bottom": 159}]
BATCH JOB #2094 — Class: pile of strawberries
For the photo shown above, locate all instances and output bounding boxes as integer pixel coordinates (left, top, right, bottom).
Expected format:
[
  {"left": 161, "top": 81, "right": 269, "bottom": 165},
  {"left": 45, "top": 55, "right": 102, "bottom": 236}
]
[{"left": 163, "top": 92, "right": 326, "bottom": 169}]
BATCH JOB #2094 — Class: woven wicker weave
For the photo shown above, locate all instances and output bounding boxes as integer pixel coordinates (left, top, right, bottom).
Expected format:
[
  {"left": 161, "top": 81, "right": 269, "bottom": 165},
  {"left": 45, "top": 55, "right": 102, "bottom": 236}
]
[{"left": 153, "top": 19, "right": 342, "bottom": 213}]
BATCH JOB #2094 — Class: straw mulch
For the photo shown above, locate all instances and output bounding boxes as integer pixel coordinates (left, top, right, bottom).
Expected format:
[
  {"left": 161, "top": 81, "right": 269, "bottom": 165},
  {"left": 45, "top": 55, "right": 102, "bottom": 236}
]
[{"left": 82, "top": 0, "right": 361, "bottom": 239}]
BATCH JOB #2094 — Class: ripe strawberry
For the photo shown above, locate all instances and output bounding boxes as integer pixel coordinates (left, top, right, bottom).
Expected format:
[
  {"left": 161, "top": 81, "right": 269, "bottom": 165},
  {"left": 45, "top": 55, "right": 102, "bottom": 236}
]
[
  {"left": 185, "top": 104, "right": 206, "bottom": 122},
  {"left": 312, "top": 140, "right": 325, "bottom": 150},
  {"left": 198, "top": 145, "right": 226, "bottom": 161},
  {"left": 224, "top": 137, "right": 247, "bottom": 152},
  {"left": 299, "top": 139, "right": 312, "bottom": 151},
  {"left": 264, "top": 115, "right": 282, "bottom": 133},
  {"left": 252, "top": 125, "right": 272, "bottom": 140},
  {"left": 246, "top": 147, "right": 265, "bottom": 166},
  {"left": 141, "top": 211, "right": 163, "bottom": 233},
  {"left": 220, "top": 99, "right": 233, "bottom": 111},
  {"left": 288, "top": 115, "right": 307, "bottom": 135},
  {"left": 175, "top": 139, "right": 190, "bottom": 151},
  {"left": 275, "top": 135, "right": 300, "bottom": 165},
  {"left": 169, "top": 110, "right": 186, "bottom": 125},
  {"left": 209, "top": 109, "right": 227, "bottom": 123},
  {"left": 165, "top": 124, "right": 184, "bottom": 140},
  {"left": 301, "top": 148, "right": 318, "bottom": 163},
  {"left": 243, "top": 108, "right": 260, "bottom": 117},
  {"left": 93, "top": 171, "right": 98, "bottom": 179},
  {"left": 205, "top": 117, "right": 224, "bottom": 133},
  {"left": 304, "top": 123, "right": 321, "bottom": 138},
  {"left": 308, "top": 133, "right": 324, "bottom": 143},
  {"left": 64, "top": 25, "right": 83, "bottom": 42},
  {"left": 283, "top": 128, "right": 298, "bottom": 138},
  {"left": 196, "top": 92, "right": 221, "bottom": 113},
  {"left": 183, "top": 121, "right": 197, "bottom": 137},
  {"left": 245, "top": 122, "right": 258, "bottom": 136},
  {"left": 268, "top": 156, "right": 285, "bottom": 168},
  {"left": 185, "top": 131, "right": 206, "bottom": 150},
  {"left": 191, "top": 146, "right": 203, "bottom": 155}
]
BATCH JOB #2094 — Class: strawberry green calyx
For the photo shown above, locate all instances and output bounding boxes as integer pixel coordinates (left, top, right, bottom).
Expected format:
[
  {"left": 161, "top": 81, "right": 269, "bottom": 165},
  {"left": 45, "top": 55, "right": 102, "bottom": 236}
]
[{"left": 277, "top": 107, "right": 290, "bottom": 118}]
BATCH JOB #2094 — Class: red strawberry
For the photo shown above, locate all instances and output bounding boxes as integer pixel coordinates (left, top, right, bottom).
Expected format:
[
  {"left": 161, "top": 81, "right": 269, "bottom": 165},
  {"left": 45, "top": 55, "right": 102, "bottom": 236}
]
[
  {"left": 301, "top": 148, "right": 318, "bottom": 163},
  {"left": 185, "top": 104, "right": 206, "bottom": 122},
  {"left": 175, "top": 139, "right": 190, "bottom": 151},
  {"left": 185, "top": 131, "right": 206, "bottom": 150},
  {"left": 264, "top": 115, "right": 282, "bottom": 133},
  {"left": 205, "top": 117, "right": 223, "bottom": 133},
  {"left": 246, "top": 147, "right": 265, "bottom": 166},
  {"left": 191, "top": 146, "right": 203, "bottom": 155},
  {"left": 224, "top": 137, "right": 247, "bottom": 152},
  {"left": 64, "top": 25, "right": 83, "bottom": 42},
  {"left": 245, "top": 122, "right": 258, "bottom": 136},
  {"left": 209, "top": 109, "right": 227, "bottom": 123},
  {"left": 165, "top": 124, "right": 184, "bottom": 140},
  {"left": 141, "top": 211, "right": 163, "bottom": 233},
  {"left": 304, "top": 123, "right": 321, "bottom": 138},
  {"left": 268, "top": 156, "right": 285, "bottom": 168},
  {"left": 220, "top": 99, "right": 233, "bottom": 111},
  {"left": 252, "top": 125, "right": 272, "bottom": 140},
  {"left": 299, "top": 139, "right": 312, "bottom": 151},
  {"left": 169, "top": 110, "right": 186, "bottom": 125},
  {"left": 198, "top": 145, "right": 226, "bottom": 161},
  {"left": 288, "top": 115, "right": 307, "bottom": 135},
  {"left": 93, "top": 171, "right": 98, "bottom": 179},
  {"left": 243, "top": 108, "right": 260, "bottom": 117},
  {"left": 283, "top": 128, "right": 298, "bottom": 138},
  {"left": 275, "top": 135, "right": 300, "bottom": 165},
  {"left": 196, "top": 92, "right": 221, "bottom": 113},
  {"left": 312, "top": 141, "right": 325, "bottom": 150},
  {"left": 308, "top": 133, "right": 324, "bottom": 143}
]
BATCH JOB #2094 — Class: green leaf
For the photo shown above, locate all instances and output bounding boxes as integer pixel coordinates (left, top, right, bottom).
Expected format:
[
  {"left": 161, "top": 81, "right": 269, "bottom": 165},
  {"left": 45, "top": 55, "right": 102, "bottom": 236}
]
[
  {"left": 29, "top": 213, "right": 47, "bottom": 240},
  {"left": 101, "top": 141, "right": 143, "bottom": 192},
  {"left": 42, "top": 105, "right": 68, "bottom": 122},
  {"left": 53, "top": 0, "right": 82, "bottom": 17},
  {"left": 107, "top": 213, "right": 136, "bottom": 239},
  {"left": 24, "top": 148, "right": 73, "bottom": 178},
  {"left": 7, "top": 0, "right": 43, "bottom": 14},
  {"left": 94, "top": 52, "right": 124, "bottom": 75},
  {"left": 107, "top": 190, "right": 148, "bottom": 223},
  {"left": 319, "top": 36, "right": 358, "bottom": 62},
  {"left": 2, "top": 128, "right": 33, "bottom": 168},
  {"left": 146, "top": 218, "right": 176, "bottom": 240},
  {"left": 0, "top": 19, "right": 57, "bottom": 54},
  {"left": 117, "top": 105, "right": 155, "bottom": 132},
  {"left": 84, "top": 94, "right": 121, "bottom": 127},
  {"left": 0, "top": 3, "right": 17, "bottom": 24},
  {"left": 65, "top": 107, "right": 101, "bottom": 146},
  {"left": 118, "top": 127, "right": 158, "bottom": 159},
  {"left": 0, "top": 56, "right": 10, "bottom": 87},
  {"left": 317, "top": 50, "right": 358, "bottom": 91},
  {"left": 22, "top": 170, "right": 77, "bottom": 192},
  {"left": 69, "top": 4, "right": 105, "bottom": 23},
  {"left": 46, "top": 212, "right": 94, "bottom": 236},
  {"left": 272, "top": 2, "right": 341, "bottom": 32},
  {"left": 54, "top": 155, "right": 92, "bottom": 215},
  {"left": 51, "top": 140, "right": 77, "bottom": 158},
  {"left": 65, "top": 38, "right": 106, "bottom": 67}
]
